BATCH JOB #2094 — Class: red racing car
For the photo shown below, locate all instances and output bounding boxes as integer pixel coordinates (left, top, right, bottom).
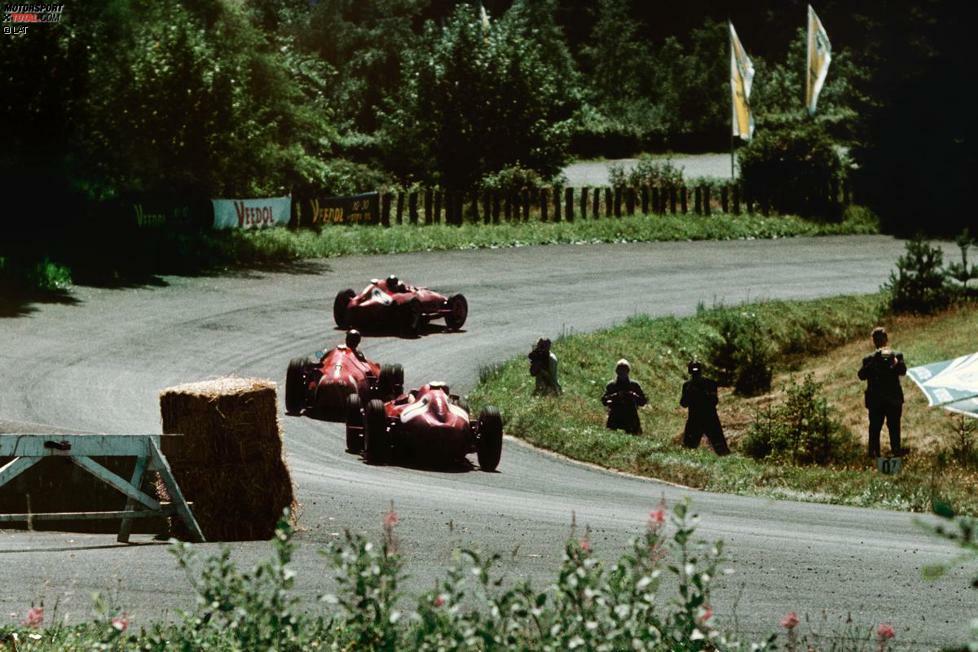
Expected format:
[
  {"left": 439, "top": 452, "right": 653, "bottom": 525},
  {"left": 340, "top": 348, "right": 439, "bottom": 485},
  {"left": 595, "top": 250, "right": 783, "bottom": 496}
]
[
  {"left": 344, "top": 382, "right": 502, "bottom": 471},
  {"left": 333, "top": 275, "right": 468, "bottom": 336},
  {"left": 285, "top": 345, "right": 404, "bottom": 419}
]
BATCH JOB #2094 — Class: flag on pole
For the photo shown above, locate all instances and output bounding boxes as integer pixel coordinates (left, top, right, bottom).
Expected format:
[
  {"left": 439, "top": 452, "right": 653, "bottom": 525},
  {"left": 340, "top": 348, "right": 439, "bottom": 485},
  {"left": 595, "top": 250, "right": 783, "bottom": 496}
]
[
  {"left": 805, "top": 4, "right": 832, "bottom": 115},
  {"left": 729, "top": 22, "right": 755, "bottom": 141},
  {"left": 479, "top": 3, "right": 490, "bottom": 43}
]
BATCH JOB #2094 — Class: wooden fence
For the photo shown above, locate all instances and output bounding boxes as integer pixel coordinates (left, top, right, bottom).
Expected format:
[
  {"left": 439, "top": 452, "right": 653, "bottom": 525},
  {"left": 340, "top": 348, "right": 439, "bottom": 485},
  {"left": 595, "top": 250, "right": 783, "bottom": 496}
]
[{"left": 365, "top": 180, "right": 854, "bottom": 227}]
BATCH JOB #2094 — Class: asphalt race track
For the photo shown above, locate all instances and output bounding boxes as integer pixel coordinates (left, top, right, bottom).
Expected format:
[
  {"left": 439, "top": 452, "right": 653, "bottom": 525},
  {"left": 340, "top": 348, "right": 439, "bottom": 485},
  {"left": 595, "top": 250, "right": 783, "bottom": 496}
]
[{"left": 0, "top": 235, "right": 971, "bottom": 648}]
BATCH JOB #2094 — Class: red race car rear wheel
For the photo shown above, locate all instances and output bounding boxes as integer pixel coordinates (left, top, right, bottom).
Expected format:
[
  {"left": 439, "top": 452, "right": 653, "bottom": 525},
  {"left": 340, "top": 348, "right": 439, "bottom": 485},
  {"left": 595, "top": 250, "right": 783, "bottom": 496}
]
[
  {"left": 364, "top": 399, "right": 389, "bottom": 464},
  {"left": 476, "top": 406, "right": 503, "bottom": 472}
]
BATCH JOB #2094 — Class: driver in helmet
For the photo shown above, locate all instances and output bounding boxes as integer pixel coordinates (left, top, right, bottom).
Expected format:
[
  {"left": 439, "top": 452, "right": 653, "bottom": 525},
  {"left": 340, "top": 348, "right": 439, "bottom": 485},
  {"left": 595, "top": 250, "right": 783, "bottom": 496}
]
[
  {"left": 386, "top": 275, "right": 407, "bottom": 293},
  {"left": 345, "top": 329, "right": 367, "bottom": 363}
]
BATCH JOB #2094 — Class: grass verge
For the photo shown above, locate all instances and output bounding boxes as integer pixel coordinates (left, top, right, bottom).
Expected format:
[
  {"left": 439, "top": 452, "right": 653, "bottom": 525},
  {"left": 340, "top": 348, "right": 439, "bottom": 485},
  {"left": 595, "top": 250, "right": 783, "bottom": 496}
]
[
  {"left": 468, "top": 294, "right": 978, "bottom": 516},
  {"left": 3, "top": 207, "right": 877, "bottom": 291}
]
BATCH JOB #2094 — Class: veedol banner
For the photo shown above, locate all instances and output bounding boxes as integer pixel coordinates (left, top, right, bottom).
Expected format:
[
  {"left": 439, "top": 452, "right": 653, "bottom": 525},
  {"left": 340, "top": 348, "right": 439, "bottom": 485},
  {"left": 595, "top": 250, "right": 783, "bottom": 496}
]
[
  {"left": 296, "top": 192, "right": 380, "bottom": 226},
  {"left": 211, "top": 196, "right": 292, "bottom": 230}
]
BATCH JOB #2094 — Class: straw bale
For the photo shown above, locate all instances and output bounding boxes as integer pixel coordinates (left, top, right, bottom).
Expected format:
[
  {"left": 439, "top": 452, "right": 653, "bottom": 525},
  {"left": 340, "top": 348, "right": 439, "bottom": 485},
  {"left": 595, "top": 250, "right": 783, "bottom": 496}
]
[
  {"left": 157, "top": 377, "right": 296, "bottom": 541},
  {"left": 160, "top": 377, "right": 281, "bottom": 465}
]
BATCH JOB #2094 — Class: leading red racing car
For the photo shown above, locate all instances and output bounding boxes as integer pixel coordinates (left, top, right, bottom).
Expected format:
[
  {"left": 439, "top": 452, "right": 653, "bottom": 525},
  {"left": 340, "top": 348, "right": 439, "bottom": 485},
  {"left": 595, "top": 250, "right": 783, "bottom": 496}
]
[
  {"left": 333, "top": 275, "right": 467, "bottom": 336},
  {"left": 285, "top": 345, "right": 404, "bottom": 420},
  {"left": 344, "top": 382, "right": 502, "bottom": 471}
]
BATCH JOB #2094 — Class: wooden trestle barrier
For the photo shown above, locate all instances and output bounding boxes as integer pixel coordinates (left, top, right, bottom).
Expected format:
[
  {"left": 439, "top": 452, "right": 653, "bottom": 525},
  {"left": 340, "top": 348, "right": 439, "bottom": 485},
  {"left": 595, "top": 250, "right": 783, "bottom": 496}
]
[{"left": 0, "top": 434, "right": 205, "bottom": 543}]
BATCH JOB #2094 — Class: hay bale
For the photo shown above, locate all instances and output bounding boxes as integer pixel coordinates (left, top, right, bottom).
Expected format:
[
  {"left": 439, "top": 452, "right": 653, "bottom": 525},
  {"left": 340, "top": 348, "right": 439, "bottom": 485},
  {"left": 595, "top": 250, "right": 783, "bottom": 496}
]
[{"left": 158, "top": 377, "right": 296, "bottom": 541}]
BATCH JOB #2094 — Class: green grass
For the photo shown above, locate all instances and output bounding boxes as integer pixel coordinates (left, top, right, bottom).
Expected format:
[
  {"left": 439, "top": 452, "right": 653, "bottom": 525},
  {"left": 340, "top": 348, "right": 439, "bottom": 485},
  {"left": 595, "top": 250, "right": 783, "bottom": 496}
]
[
  {"left": 3, "top": 208, "right": 878, "bottom": 292},
  {"left": 469, "top": 294, "right": 978, "bottom": 516}
]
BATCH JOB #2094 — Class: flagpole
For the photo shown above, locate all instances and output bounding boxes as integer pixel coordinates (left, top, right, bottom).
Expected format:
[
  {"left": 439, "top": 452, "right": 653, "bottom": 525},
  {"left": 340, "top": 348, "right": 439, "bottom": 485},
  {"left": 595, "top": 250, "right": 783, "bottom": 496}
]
[{"left": 729, "top": 19, "right": 735, "bottom": 180}]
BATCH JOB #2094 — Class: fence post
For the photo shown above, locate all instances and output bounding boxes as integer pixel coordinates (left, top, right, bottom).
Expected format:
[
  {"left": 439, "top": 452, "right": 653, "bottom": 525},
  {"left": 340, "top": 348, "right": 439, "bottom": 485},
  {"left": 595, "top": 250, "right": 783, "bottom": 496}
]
[
  {"left": 593, "top": 187, "right": 600, "bottom": 218},
  {"left": 491, "top": 191, "right": 500, "bottom": 224},
  {"left": 539, "top": 188, "right": 549, "bottom": 222},
  {"left": 650, "top": 187, "right": 659, "bottom": 215},
  {"left": 732, "top": 185, "right": 741, "bottom": 215},
  {"left": 522, "top": 190, "right": 531, "bottom": 222},
  {"left": 580, "top": 187, "right": 589, "bottom": 220},
  {"left": 395, "top": 192, "right": 405, "bottom": 225},
  {"left": 469, "top": 191, "right": 479, "bottom": 224},
  {"left": 553, "top": 186, "right": 562, "bottom": 222},
  {"left": 626, "top": 187, "right": 636, "bottom": 216},
  {"left": 381, "top": 192, "right": 392, "bottom": 227},
  {"left": 504, "top": 193, "right": 512, "bottom": 221},
  {"left": 423, "top": 189, "right": 433, "bottom": 225},
  {"left": 613, "top": 188, "right": 622, "bottom": 217},
  {"left": 703, "top": 186, "right": 711, "bottom": 216},
  {"left": 721, "top": 185, "right": 729, "bottom": 214},
  {"left": 680, "top": 185, "right": 688, "bottom": 214},
  {"left": 565, "top": 187, "right": 574, "bottom": 222},
  {"left": 432, "top": 190, "right": 442, "bottom": 225},
  {"left": 482, "top": 190, "right": 491, "bottom": 225},
  {"left": 641, "top": 186, "right": 650, "bottom": 214}
]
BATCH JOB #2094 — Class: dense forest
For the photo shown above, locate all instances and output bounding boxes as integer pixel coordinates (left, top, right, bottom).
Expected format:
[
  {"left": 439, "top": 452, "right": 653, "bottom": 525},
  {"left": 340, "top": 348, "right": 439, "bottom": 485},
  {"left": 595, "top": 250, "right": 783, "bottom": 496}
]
[{"left": 1, "top": 0, "right": 971, "bottom": 234}]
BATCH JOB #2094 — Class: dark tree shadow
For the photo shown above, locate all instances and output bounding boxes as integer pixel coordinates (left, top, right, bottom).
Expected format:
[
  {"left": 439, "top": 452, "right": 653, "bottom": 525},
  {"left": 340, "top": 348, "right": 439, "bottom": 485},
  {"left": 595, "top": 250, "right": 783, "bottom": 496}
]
[{"left": 0, "top": 284, "right": 81, "bottom": 319}]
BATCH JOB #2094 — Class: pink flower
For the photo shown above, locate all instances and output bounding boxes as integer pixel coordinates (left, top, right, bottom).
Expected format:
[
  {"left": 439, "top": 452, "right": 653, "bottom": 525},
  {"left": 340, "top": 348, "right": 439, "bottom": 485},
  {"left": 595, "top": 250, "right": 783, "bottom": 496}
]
[
  {"left": 877, "top": 623, "right": 895, "bottom": 640},
  {"left": 22, "top": 606, "right": 43, "bottom": 628},
  {"left": 699, "top": 606, "right": 713, "bottom": 624},
  {"left": 780, "top": 611, "right": 800, "bottom": 630},
  {"left": 383, "top": 510, "right": 399, "bottom": 529},
  {"left": 579, "top": 538, "right": 591, "bottom": 553},
  {"left": 433, "top": 595, "right": 445, "bottom": 608},
  {"left": 649, "top": 508, "right": 666, "bottom": 525},
  {"left": 111, "top": 614, "right": 129, "bottom": 633}
]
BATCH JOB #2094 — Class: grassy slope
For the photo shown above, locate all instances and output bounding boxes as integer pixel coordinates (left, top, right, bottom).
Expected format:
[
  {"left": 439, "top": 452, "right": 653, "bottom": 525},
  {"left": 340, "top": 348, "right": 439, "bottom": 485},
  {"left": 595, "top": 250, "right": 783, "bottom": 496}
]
[{"left": 469, "top": 295, "right": 978, "bottom": 515}]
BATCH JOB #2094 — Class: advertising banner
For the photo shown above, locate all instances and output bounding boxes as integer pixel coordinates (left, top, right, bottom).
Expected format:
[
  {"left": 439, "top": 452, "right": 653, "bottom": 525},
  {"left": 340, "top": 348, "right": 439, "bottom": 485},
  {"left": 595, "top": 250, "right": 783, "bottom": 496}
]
[
  {"left": 296, "top": 192, "right": 380, "bottom": 226},
  {"left": 211, "top": 196, "right": 292, "bottom": 230}
]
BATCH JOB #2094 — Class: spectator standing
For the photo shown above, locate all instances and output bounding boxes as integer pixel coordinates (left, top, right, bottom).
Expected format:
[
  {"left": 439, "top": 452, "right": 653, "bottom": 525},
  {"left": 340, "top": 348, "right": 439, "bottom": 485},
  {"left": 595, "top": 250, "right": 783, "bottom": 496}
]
[
  {"left": 858, "top": 327, "right": 908, "bottom": 457},
  {"left": 680, "top": 360, "right": 730, "bottom": 455},
  {"left": 602, "top": 359, "right": 647, "bottom": 434}
]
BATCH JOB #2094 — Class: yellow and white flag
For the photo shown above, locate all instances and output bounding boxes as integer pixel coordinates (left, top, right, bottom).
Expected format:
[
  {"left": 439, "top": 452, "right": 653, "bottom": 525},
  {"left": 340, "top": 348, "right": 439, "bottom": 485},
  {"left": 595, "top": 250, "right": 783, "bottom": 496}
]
[
  {"left": 806, "top": 4, "right": 832, "bottom": 115},
  {"left": 480, "top": 3, "right": 490, "bottom": 42},
  {"left": 729, "top": 22, "right": 755, "bottom": 141}
]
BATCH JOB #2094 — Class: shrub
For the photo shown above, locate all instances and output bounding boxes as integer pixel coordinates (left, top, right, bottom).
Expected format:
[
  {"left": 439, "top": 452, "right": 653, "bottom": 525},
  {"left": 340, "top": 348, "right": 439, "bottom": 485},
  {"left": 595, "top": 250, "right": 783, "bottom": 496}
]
[
  {"left": 947, "top": 229, "right": 978, "bottom": 299},
  {"left": 479, "top": 164, "right": 549, "bottom": 194},
  {"left": 738, "top": 120, "right": 843, "bottom": 218},
  {"left": 704, "top": 309, "right": 774, "bottom": 396},
  {"left": 741, "top": 374, "right": 855, "bottom": 465},
  {"left": 608, "top": 156, "right": 685, "bottom": 190},
  {"left": 882, "top": 237, "right": 953, "bottom": 314}
]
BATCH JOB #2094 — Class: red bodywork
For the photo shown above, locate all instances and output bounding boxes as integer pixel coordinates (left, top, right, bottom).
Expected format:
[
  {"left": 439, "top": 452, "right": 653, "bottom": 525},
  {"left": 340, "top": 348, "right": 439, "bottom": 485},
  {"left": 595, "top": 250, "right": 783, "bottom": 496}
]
[
  {"left": 346, "top": 383, "right": 502, "bottom": 470},
  {"left": 285, "top": 345, "right": 402, "bottom": 419},
  {"left": 334, "top": 278, "right": 467, "bottom": 334}
]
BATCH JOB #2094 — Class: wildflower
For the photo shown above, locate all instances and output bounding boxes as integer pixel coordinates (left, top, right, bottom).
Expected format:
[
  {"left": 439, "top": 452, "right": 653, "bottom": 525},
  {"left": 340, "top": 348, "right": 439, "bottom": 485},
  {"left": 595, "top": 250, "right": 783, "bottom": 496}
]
[
  {"left": 433, "top": 595, "right": 445, "bottom": 608},
  {"left": 780, "top": 611, "right": 800, "bottom": 630},
  {"left": 579, "top": 538, "right": 591, "bottom": 553},
  {"left": 22, "top": 606, "right": 43, "bottom": 628},
  {"left": 699, "top": 606, "right": 713, "bottom": 624},
  {"left": 877, "top": 623, "right": 895, "bottom": 640},
  {"left": 383, "top": 510, "right": 399, "bottom": 529},
  {"left": 111, "top": 614, "right": 129, "bottom": 633},
  {"left": 649, "top": 508, "right": 666, "bottom": 525}
]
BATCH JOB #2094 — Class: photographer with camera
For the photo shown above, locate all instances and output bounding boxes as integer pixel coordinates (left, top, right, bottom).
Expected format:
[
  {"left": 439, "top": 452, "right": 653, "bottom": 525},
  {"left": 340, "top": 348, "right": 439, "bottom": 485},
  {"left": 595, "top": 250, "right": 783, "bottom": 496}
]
[
  {"left": 680, "top": 360, "right": 730, "bottom": 455},
  {"left": 601, "top": 359, "right": 647, "bottom": 434},
  {"left": 858, "top": 327, "right": 908, "bottom": 458},
  {"left": 528, "top": 337, "right": 561, "bottom": 395}
]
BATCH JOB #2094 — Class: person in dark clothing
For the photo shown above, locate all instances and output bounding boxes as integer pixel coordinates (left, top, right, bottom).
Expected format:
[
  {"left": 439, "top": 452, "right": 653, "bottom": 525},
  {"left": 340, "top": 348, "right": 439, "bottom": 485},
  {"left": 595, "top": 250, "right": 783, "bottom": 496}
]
[
  {"left": 601, "top": 359, "right": 647, "bottom": 434},
  {"left": 680, "top": 360, "right": 730, "bottom": 455},
  {"left": 858, "top": 326, "right": 908, "bottom": 458}
]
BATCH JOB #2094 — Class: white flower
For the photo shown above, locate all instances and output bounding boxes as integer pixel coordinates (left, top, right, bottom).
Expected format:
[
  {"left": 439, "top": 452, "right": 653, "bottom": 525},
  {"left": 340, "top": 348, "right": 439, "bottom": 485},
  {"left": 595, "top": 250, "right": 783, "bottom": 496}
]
[{"left": 690, "top": 628, "right": 705, "bottom": 641}]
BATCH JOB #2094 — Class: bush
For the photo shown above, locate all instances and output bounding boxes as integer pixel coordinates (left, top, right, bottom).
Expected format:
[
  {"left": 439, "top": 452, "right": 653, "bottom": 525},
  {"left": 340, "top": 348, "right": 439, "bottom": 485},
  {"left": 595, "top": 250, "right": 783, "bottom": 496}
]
[
  {"left": 479, "top": 164, "right": 549, "bottom": 194},
  {"left": 947, "top": 229, "right": 978, "bottom": 299},
  {"left": 738, "top": 120, "right": 843, "bottom": 218},
  {"left": 703, "top": 309, "right": 774, "bottom": 396},
  {"left": 882, "top": 237, "right": 954, "bottom": 314},
  {"left": 741, "top": 374, "right": 855, "bottom": 465},
  {"left": 608, "top": 156, "right": 685, "bottom": 190}
]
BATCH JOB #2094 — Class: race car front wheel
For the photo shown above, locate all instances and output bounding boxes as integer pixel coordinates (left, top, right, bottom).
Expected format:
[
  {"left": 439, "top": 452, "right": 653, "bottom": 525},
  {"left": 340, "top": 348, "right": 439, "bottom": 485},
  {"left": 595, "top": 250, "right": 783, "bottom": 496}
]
[
  {"left": 445, "top": 294, "right": 468, "bottom": 331},
  {"left": 333, "top": 289, "right": 355, "bottom": 329},
  {"left": 476, "top": 406, "right": 503, "bottom": 472},
  {"left": 345, "top": 394, "right": 363, "bottom": 453},
  {"left": 364, "top": 399, "right": 389, "bottom": 464},
  {"left": 285, "top": 357, "right": 309, "bottom": 415}
]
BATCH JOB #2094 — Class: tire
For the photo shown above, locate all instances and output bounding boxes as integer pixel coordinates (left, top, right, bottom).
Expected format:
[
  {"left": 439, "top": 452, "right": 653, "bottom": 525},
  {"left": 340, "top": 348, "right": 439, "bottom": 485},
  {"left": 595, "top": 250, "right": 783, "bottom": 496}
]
[
  {"left": 379, "top": 363, "right": 405, "bottom": 398},
  {"left": 285, "top": 357, "right": 309, "bottom": 415},
  {"left": 476, "top": 406, "right": 503, "bottom": 472},
  {"left": 401, "top": 299, "right": 422, "bottom": 336},
  {"left": 345, "top": 394, "right": 363, "bottom": 453},
  {"left": 333, "top": 289, "right": 355, "bottom": 329},
  {"left": 445, "top": 294, "right": 468, "bottom": 331},
  {"left": 363, "top": 399, "right": 389, "bottom": 464}
]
